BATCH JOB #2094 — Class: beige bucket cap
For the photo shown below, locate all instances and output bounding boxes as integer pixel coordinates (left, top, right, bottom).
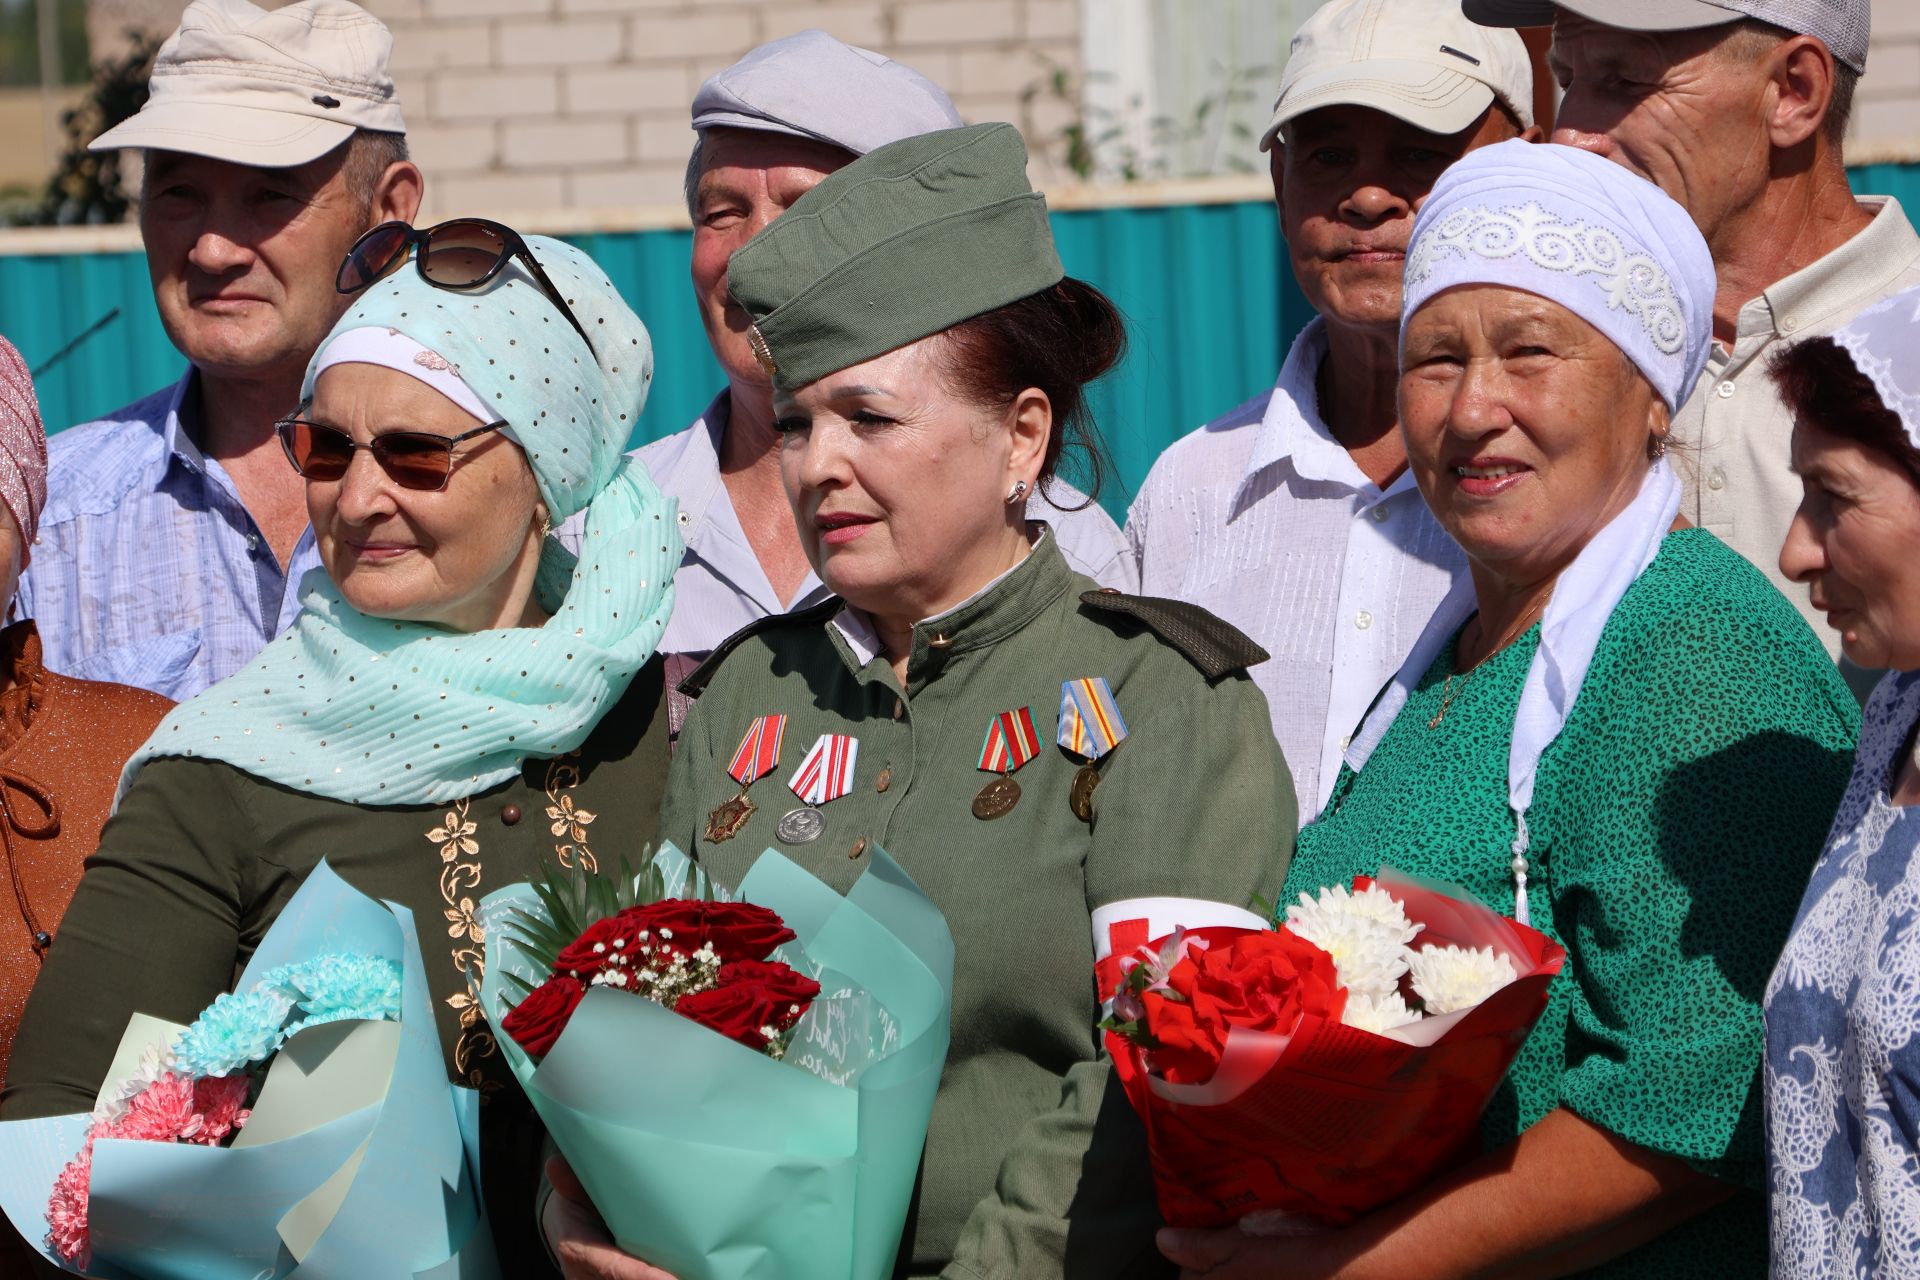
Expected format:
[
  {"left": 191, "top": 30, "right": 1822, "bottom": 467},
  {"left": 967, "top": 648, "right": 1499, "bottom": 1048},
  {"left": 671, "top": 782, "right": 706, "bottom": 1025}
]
[{"left": 91, "top": 0, "right": 406, "bottom": 168}]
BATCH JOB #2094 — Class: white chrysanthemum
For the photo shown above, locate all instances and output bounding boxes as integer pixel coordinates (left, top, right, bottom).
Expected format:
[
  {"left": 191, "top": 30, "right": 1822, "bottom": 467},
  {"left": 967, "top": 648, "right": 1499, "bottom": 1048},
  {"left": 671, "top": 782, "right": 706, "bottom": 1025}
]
[
  {"left": 1408, "top": 944, "right": 1517, "bottom": 1015},
  {"left": 1283, "top": 884, "right": 1421, "bottom": 997},
  {"left": 1341, "top": 991, "right": 1424, "bottom": 1035}
]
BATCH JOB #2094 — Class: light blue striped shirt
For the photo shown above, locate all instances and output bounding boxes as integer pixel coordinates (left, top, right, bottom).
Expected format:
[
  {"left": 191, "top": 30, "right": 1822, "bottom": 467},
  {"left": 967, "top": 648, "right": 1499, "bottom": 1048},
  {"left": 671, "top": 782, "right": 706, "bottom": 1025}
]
[{"left": 16, "top": 369, "right": 321, "bottom": 701}]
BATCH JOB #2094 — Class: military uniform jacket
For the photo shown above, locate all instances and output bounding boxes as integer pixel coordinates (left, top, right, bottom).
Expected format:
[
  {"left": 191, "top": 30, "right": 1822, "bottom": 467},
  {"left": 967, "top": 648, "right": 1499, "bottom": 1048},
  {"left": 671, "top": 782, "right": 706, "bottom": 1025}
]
[
  {"left": 3, "top": 657, "right": 674, "bottom": 1277},
  {"left": 660, "top": 536, "right": 1296, "bottom": 1280}
]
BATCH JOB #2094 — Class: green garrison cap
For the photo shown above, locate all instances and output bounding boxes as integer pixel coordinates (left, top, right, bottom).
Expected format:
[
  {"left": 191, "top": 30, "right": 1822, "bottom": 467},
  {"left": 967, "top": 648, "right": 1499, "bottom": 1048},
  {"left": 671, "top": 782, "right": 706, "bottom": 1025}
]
[{"left": 726, "top": 121, "right": 1066, "bottom": 390}]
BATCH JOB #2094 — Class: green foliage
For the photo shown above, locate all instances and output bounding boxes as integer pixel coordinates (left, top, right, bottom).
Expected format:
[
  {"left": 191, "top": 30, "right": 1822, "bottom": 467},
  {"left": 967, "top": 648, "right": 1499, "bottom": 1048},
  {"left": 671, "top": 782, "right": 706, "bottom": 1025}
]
[
  {"left": 1020, "top": 52, "right": 1273, "bottom": 184},
  {"left": 500, "top": 850, "right": 715, "bottom": 998},
  {"left": 8, "top": 26, "right": 157, "bottom": 226}
]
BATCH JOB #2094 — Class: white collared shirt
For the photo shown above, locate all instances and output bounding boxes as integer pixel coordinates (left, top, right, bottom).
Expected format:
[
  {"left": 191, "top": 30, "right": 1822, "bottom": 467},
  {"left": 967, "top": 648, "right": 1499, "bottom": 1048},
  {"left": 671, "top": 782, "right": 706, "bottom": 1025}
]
[
  {"left": 628, "top": 391, "right": 1137, "bottom": 657},
  {"left": 1126, "top": 319, "right": 1465, "bottom": 819},
  {"left": 1673, "top": 196, "right": 1920, "bottom": 661}
]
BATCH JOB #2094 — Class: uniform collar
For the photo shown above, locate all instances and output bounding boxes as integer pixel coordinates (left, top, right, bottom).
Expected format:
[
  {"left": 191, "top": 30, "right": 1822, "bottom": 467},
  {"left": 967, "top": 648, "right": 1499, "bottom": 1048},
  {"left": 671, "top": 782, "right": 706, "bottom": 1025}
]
[
  {"left": 1732, "top": 197, "right": 1920, "bottom": 350},
  {"left": 826, "top": 527, "right": 1072, "bottom": 681}
]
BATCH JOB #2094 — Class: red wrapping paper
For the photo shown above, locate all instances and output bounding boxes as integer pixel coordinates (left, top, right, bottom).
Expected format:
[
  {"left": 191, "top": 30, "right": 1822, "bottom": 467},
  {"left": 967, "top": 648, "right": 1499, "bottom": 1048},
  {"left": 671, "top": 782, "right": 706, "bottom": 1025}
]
[{"left": 1103, "top": 871, "right": 1566, "bottom": 1227}]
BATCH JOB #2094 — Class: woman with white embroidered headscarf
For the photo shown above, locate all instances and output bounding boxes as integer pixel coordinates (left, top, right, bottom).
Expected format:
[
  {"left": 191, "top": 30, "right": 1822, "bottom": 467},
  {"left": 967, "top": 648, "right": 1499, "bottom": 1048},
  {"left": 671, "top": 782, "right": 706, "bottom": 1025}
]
[
  {"left": 3, "top": 228, "right": 680, "bottom": 1274},
  {"left": 1158, "top": 141, "right": 1859, "bottom": 1278},
  {"left": 1766, "top": 283, "right": 1920, "bottom": 1273}
]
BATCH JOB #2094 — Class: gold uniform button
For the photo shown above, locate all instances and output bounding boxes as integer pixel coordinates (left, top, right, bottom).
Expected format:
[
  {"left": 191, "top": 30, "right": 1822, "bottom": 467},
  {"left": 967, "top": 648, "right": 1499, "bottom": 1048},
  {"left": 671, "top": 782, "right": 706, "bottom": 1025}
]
[
  {"left": 876, "top": 765, "right": 893, "bottom": 793},
  {"left": 892, "top": 699, "right": 906, "bottom": 720},
  {"left": 850, "top": 836, "right": 869, "bottom": 860}
]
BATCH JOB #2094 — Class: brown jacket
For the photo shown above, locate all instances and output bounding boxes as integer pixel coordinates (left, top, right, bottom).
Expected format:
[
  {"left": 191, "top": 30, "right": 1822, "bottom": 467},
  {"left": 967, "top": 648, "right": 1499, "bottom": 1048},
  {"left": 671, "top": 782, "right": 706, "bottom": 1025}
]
[{"left": 0, "top": 619, "right": 171, "bottom": 1085}]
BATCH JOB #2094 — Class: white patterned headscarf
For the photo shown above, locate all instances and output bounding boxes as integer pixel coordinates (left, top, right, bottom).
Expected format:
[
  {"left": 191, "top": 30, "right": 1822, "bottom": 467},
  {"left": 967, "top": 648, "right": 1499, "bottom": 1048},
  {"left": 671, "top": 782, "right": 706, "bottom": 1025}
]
[
  {"left": 1402, "top": 140, "right": 1716, "bottom": 412},
  {"left": 1832, "top": 283, "right": 1920, "bottom": 449}
]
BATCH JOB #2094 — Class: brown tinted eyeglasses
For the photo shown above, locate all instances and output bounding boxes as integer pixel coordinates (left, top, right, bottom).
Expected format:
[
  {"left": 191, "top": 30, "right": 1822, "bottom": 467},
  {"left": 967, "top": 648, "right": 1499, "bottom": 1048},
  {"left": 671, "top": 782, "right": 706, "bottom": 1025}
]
[
  {"left": 336, "top": 217, "right": 597, "bottom": 356},
  {"left": 275, "top": 415, "right": 510, "bottom": 492}
]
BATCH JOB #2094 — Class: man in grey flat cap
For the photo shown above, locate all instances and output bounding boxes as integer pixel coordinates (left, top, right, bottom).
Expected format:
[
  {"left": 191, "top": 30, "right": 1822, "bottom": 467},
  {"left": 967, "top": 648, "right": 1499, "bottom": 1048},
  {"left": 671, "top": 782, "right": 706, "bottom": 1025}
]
[
  {"left": 1467, "top": 0, "right": 1918, "bottom": 681},
  {"left": 637, "top": 28, "right": 1134, "bottom": 661},
  {"left": 16, "top": 0, "right": 422, "bottom": 702}
]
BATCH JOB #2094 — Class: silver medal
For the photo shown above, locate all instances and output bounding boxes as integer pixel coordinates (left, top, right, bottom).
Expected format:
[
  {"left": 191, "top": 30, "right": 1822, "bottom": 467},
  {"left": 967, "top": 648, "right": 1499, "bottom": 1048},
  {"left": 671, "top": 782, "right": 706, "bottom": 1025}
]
[{"left": 775, "top": 806, "right": 826, "bottom": 845}]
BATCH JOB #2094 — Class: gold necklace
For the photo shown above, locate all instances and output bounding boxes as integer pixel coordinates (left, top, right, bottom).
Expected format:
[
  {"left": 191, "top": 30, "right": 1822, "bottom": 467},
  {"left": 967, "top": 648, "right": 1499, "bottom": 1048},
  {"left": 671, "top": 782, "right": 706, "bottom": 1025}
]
[{"left": 1427, "top": 595, "right": 1550, "bottom": 731}]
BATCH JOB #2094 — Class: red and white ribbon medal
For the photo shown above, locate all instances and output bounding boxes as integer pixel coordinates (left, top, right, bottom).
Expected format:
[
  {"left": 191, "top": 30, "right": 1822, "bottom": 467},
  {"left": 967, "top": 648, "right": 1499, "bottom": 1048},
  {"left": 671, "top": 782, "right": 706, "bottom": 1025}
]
[
  {"left": 705, "top": 714, "right": 786, "bottom": 843},
  {"left": 973, "top": 706, "right": 1041, "bottom": 820},
  {"left": 780, "top": 733, "right": 859, "bottom": 844}
]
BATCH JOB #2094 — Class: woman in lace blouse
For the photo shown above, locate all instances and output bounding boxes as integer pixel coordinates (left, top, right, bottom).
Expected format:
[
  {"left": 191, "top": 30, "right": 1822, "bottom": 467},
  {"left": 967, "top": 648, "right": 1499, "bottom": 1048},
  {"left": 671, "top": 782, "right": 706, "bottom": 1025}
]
[{"left": 1765, "top": 283, "right": 1920, "bottom": 1277}]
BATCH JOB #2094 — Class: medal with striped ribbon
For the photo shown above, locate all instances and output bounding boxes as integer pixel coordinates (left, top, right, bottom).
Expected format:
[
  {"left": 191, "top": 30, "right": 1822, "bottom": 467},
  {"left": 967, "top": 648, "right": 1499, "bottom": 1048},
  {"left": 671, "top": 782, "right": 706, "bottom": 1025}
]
[
  {"left": 973, "top": 706, "right": 1041, "bottom": 820},
  {"left": 1058, "top": 677, "right": 1129, "bottom": 821},
  {"left": 705, "top": 713, "right": 787, "bottom": 843},
  {"left": 780, "top": 733, "right": 860, "bottom": 844}
]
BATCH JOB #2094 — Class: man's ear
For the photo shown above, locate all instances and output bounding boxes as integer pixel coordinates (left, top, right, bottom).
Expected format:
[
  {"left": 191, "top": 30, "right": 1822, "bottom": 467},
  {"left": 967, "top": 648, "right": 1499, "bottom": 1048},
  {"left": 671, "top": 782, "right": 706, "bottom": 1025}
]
[
  {"left": 371, "top": 159, "right": 425, "bottom": 227},
  {"left": 1768, "top": 35, "right": 1837, "bottom": 151}
]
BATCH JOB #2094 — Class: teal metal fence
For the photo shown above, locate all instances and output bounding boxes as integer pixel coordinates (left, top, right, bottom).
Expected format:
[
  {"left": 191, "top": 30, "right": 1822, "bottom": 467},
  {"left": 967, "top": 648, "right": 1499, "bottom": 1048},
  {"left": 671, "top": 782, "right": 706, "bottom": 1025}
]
[{"left": 5, "top": 163, "right": 1917, "bottom": 520}]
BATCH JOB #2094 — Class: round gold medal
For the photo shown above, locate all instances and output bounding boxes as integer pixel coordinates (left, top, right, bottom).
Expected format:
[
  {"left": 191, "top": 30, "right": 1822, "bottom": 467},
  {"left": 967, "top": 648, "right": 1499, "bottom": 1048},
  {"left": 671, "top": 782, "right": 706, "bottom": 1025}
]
[
  {"left": 972, "top": 775, "right": 1021, "bottom": 820},
  {"left": 1069, "top": 765, "right": 1100, "bottom": 822}
]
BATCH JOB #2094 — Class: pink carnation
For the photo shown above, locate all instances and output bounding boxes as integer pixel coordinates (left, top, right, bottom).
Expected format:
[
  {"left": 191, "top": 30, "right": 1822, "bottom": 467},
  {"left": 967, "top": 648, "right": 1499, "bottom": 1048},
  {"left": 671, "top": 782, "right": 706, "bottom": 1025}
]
[
  {"left": 191, "top": 1075, "right": 252, "bottom": 1146},
  {"left": 46, "top": 1138, "right": 94, "bottom": 1265},
  {"left": 112, "top": 1074, "right": 199, "bottom": 1142}
]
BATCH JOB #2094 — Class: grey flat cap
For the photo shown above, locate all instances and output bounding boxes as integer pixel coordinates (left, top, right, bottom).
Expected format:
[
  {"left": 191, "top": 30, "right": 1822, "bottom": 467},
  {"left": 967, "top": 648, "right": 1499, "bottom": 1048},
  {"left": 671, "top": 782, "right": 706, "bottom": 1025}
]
[
  {"left": 690, "top": 29, "right": 964, "bottom": 156},
  {"left": 1463, "top": 0, "right": 1868, "bottom": 74}
]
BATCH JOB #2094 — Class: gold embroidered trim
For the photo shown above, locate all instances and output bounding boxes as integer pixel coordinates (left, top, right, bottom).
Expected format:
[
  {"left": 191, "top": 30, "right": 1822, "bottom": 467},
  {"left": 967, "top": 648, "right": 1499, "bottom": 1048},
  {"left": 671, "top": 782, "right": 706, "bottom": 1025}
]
[
  {"left": 544, "top": 755, "right": 599, "bottom": 872},
  {"left": 428, "top": 797, "right": 497, "bottom": 1093}
]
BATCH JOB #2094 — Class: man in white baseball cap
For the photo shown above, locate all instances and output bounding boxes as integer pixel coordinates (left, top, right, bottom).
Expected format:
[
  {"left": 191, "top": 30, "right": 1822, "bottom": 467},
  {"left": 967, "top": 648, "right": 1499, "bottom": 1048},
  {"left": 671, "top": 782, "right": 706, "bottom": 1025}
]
[
  {"left": 18, "top": 0, "right": 422, "bottom": 703},
  {"left": 1125, "top": 0, "right": 1537, "bottom": 820},
  {"left": 1466, "top": 0, "right": 1910, "bottom": 686},
  {"left": 599, "top": 29, "right": 1133, "bottom": 668}
]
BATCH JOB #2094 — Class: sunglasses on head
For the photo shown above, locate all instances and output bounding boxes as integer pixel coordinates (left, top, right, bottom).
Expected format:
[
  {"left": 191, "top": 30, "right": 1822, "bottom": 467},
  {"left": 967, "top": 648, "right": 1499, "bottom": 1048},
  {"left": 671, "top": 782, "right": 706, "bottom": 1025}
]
[
  {"left": 275, "top": 414, "right": 510, "bottom": 492},
  {"left": 336, "top": 217, "right": 597, "bottom": 357}
]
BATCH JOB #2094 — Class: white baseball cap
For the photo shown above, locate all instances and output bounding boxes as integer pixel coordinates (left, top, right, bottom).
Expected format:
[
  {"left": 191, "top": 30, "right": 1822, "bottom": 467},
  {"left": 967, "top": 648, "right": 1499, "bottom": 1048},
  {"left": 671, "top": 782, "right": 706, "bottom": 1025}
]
[
  {"left": 1262, "top": 0, "right": 1535, "bottom": 151},
  {"left": 91, "top": 0, "right": 405, "bottom": 168}
]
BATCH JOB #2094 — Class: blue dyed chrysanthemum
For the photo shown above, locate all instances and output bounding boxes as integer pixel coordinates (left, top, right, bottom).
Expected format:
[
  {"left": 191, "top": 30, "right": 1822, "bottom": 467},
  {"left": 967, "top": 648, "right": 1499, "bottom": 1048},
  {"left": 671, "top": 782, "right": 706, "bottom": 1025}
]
[
  {"left": 170, "top": 987, "right": 297, "bottom": 1077},
  {"left": 274, "top": 955, "right": 404, "bottom": 1036}
]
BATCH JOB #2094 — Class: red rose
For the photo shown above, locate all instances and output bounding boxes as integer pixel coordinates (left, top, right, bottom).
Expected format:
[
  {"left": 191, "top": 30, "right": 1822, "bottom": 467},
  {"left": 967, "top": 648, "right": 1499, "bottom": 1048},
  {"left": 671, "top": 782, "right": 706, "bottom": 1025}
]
[
  {"left": 720, "top": 959, "right": 821, "bottom": 1029},
  {"left": 553, "top": 916, "right": 640, "bottom": 980},
  {"left": 1183, "top": 929, "right": 1345, "bottom": 1040},
  {"left": 1143, "top": 929, "right": 1345, "bottom": 1085},
  {"left": 674, "top": 983, "right": 777, "bottom": 1050},
  {"left": 1141, "top": 978, "right": 1230, "bottom": 1085},
  {"left": 675, "top": 959, "right": 821, "bottom": 1050},
  {"left": 502, "top": 975, "right": 586, "bottom": 1058},
  {"left": 617, "top": 900, "right": 796, "bottom": 963}
]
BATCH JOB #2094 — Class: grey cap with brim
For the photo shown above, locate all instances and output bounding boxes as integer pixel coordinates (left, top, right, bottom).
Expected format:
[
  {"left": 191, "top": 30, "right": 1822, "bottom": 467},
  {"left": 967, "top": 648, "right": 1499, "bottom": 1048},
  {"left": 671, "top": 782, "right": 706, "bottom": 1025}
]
[
  {"left": 690, "top": 28, "right": 963, "bottom": 157},
  {"left": 1462, "top": 0, "right": 1868, "bottom": 74}
]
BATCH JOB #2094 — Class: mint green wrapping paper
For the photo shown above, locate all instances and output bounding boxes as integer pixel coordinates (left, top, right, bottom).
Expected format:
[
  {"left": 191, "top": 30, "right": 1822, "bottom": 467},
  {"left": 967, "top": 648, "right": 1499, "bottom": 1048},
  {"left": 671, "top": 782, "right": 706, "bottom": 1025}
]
[
  {"left": 0, "top": 862, "right": 499, "bottom": 1279},
  {"left": 478, "top": 844, "right": 954, "bottom": 1280}
]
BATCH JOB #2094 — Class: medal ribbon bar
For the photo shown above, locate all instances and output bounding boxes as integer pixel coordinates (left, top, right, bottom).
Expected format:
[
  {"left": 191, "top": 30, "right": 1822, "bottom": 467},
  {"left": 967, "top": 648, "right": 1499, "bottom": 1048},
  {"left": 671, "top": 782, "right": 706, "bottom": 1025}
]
[
  {"left": 977, "top": 707, "right": 1042, "bottom": 774},
  {"left": 726, "top": 713, "right": 788, "bottom": 787},
  {"left": 1058, "top": 677, "right": 1128, "bottom": 761},
  {"left": 788, "top": 733, "right": 860, "bottom": 804}
]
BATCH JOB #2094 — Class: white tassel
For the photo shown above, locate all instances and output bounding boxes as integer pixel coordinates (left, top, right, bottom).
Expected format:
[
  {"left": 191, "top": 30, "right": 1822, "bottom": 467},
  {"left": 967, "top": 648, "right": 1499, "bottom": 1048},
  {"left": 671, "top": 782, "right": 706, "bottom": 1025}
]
[{"left": 1510, "top": 811, "right": 1531, "bottom": 927}]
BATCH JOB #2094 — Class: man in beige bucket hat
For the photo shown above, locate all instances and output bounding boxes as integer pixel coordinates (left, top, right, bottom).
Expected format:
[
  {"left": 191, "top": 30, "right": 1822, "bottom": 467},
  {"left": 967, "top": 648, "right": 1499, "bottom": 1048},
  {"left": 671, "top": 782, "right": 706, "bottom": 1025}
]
[
  {"left": 16, "top": 0, "right": 422, "bottom": 703},
  {"left": 1125, "top": 0, "right": 1537, "bottom": 822}
]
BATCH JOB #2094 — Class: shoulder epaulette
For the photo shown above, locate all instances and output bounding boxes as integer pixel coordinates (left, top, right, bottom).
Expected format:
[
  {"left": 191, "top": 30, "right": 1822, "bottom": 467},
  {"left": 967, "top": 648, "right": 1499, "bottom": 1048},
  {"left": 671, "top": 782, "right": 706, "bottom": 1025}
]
[
  {"left": 1077, "top": 589, "right": 1269, "bottom": 680},
  {"left": 677, "top": 597, "right": 845, "bottom": 698}
]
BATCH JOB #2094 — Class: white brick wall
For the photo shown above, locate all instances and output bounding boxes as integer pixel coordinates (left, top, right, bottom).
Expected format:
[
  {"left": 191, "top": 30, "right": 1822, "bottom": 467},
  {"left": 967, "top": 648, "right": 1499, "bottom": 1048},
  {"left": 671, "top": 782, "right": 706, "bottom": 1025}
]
[{"left": 1854, "top": 0, "right": 1920, "bottom": 160}]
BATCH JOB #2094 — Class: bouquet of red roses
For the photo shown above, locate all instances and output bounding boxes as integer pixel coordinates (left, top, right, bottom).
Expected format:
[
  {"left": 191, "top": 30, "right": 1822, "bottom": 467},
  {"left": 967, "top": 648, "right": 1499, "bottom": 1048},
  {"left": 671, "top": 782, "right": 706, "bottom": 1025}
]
[
  {"left": 1099, "top": 870, "right": 1565, "bottom": 1228},
  {"left": 481, "top": 844, "right": 952, "bottom": 1280},
  {"left": 502, "top": 893, "right": 821, "bottom": 1063}
]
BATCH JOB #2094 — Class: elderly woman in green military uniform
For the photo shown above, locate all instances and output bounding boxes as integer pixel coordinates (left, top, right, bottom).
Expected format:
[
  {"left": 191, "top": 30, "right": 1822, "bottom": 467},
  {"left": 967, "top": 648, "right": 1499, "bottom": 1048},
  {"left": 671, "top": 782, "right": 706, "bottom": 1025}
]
[
  {"left": 2, "top": 224, "right": 681, "bottom": 1274},
  {"left": 537, "top": 122, "right": 1295, "bottom": 1280}
]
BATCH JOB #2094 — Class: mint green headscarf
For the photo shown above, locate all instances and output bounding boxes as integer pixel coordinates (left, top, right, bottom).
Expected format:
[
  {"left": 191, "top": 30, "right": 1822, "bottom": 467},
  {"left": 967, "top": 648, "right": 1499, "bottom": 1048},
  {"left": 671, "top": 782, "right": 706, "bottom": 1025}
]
[{"left": 123, "top": 236, "right": 681, "bottom": 805}]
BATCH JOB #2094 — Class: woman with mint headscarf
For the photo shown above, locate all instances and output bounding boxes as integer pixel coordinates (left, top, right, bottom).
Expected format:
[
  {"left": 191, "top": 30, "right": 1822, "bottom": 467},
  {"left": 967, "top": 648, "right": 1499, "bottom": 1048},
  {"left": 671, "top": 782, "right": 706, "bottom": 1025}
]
[{"left": 1, "top": 224, "right": 680, "bottom": 1272}]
